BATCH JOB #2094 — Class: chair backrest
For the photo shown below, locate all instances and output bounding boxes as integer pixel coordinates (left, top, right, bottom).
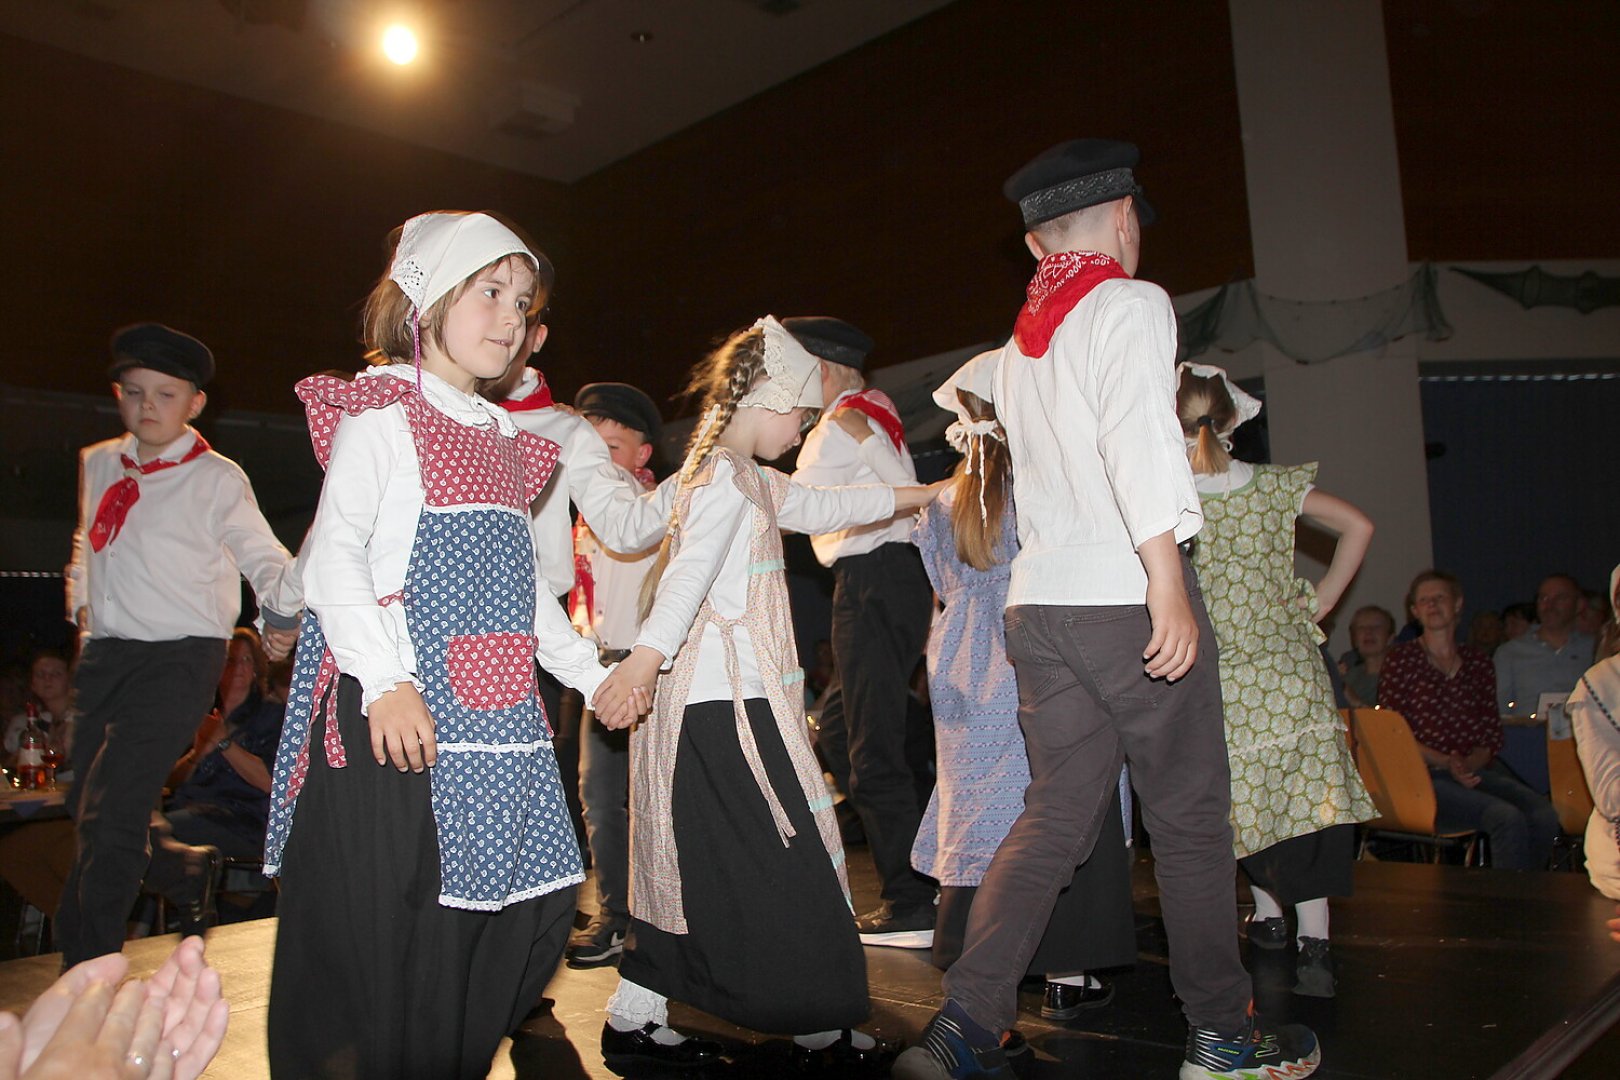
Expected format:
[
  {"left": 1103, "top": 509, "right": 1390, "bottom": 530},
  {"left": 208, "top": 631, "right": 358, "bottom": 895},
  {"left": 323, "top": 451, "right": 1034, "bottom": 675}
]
[
  {"left": 1546, "top": 736, "right": 1595, "bottom": 835},
  {"left": 1344, "top": 708, "right": 1438, "bottom": 834}
]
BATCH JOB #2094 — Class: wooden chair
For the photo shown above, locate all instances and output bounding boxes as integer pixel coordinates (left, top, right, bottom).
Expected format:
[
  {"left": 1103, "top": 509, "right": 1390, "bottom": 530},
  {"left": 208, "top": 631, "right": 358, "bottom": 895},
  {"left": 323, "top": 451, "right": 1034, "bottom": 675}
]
[
  {"left": 1546, "top": 735, "right": 1594, "bottom": 870},
  {"left": 1342, "top": 708, "right": 1486, "bottom": 865}
]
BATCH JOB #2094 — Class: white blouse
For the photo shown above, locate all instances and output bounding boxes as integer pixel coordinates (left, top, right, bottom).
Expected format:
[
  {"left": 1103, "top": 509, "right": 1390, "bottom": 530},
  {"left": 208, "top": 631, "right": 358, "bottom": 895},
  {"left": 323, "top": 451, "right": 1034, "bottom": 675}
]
[
  {"left": 637, "top": 454, "right": 895, "bottom": 704},
  {"left": 300, "top": 366, "right": 606, "bottom": 712}
]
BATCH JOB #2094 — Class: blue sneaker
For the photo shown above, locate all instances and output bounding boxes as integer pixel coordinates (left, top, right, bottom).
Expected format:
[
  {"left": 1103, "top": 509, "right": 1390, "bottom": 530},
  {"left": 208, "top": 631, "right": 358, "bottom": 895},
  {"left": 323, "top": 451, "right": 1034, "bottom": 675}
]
[
  {"left": 1180, "top": 1009, "right": 1321, "bottom": 1079},
  {"left": 891, "top": 1001, "right": 1013, "bottom": 1080}
]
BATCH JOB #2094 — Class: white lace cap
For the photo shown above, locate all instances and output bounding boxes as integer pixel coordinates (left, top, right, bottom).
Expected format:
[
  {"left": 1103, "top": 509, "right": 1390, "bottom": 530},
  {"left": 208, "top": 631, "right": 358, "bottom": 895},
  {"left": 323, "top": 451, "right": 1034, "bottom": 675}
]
[
  {"left": 737, "top": 316, "right": 823, "bottom": 413},
  {"left": 932, "top": 350, "right": 1001, "bottom": 422},
  {"left": 1177, "top": 360, "right": 1262, "bottom": 428},
  {"left": 389, "top": 212, "right": 537, "bottom": 315}
]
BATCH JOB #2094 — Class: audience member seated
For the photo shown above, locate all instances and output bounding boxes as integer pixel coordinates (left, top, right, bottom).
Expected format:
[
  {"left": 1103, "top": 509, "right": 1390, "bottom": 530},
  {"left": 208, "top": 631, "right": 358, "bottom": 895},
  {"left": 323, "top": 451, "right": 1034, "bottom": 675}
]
[
  {"left": 3, "top": 650, "right": 76, "bottom": 771},
  {"left": 1341, "top": 605, "right": 1396, "bottom": 707},
  {"left": 143, "top": 628, "right": 284, "bottom": 930},
  {"left": 1378, "top": 570, "right": 1558, "bottom": 870},
  {"left": 1570, "top": 647, "right": 1620, "bottom": 900},
  {"left": 1496, "top": 574, "right": 1595, "bottom": 720},
  {"left": 1578, "top": 587, "right": 1613, "bottom": 644},
  {"left": 1467, "top": 610, "right": 1505, "bottom": 658},
  {"left": 1502, "top": 602, "right": 1536, "bottom": 643}
]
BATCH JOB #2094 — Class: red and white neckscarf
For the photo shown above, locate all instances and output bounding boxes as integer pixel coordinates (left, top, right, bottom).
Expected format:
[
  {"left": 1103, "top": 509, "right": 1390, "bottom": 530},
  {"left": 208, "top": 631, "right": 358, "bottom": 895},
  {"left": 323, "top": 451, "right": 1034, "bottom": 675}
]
[
  {"left": 1013, "top": 251, "right": 1130, "bottom": 358},
  {"left": 496, "top": 370, "right": 555, "bottom": 413},
  {"left": 838, "top": 389, "right": 906, "bottom": 454},
  {"left": 89, "top": 434, "right": 213, "bottom": 552}
]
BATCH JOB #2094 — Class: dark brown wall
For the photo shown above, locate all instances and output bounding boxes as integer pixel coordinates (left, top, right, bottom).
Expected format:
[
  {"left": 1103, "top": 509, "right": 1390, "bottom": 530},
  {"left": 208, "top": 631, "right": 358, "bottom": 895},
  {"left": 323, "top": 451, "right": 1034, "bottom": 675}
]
[
  {"left": 0, "top": 33, "right": 577, "bottom": 415},
  {"left": 1385, "top": 0, "right": 1620, "bottom": 262},
  {"left": 566, "top": 0, "right": 1253, "bottom": 414}
]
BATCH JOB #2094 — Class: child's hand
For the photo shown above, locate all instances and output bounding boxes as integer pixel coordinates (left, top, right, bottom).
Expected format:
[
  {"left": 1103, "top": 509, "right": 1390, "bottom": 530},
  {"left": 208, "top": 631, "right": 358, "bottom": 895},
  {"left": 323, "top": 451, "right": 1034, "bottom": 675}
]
[
  {"left": 367, "top": 683, "right": 437, "bottom": 772},
  {"left": 1143, "top": 577, "right": 1198, "bottom": 682},
  {"left": 832, "top": 408, "right": 873, "bottom": 443},
  {"left": 893, "top": 480, "right": 949, "bottom": 515},
  {"left": 593, "top": 648, "right": 662, "bottom": 730}
]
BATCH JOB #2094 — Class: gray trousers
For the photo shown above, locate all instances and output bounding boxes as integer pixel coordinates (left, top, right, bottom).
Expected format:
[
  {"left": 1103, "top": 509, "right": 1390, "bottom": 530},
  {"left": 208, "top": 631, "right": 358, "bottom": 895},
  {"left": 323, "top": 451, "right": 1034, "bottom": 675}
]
[
  {"left": 941, "top": 588, "right": 1251, "bottom": 1034},
  {"left": 578, "top": 709, "right": 630, "bottom": 922},
  {"left": 58, "top": 636, "right": 227, "bottom": 966}
]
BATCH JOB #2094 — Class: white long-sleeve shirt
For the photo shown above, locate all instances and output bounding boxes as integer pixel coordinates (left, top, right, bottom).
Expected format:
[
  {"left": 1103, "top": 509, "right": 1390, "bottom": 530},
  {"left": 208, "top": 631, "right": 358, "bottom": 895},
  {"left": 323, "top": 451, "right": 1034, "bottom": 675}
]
[
  {"left": 497, "top": 369, "right": 672, "bottom": 596},
  {"left": 637, "top": 455, "right": 895, "bottom": 704},
  {"left": 792, "top": 389, "right": 917, "bottom": 566},
  {"left": 993, "top": 277, "right": 1202, "bottom": 606},
  {"left": 300, "top": 366, "right": 606, "bottom": 712},
  {"left": 68, "top": 428, "right": 301, "bottom": 641}
]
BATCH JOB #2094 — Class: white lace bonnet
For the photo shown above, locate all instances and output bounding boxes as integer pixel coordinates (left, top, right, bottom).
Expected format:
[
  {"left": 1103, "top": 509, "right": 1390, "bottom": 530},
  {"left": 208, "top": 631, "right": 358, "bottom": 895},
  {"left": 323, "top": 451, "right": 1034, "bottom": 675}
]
[
  {"left": 932, "top": 350, "right": 1002, "bottom": 453},
  {"left": 737, "top": 316, "right": 824, "bottom": 413},
  {"left": 1176, "top": 360, "right": 1262, "bottom": 445},
  {"left": 389, "top": 212, "right": 538, "bottom": 317}
]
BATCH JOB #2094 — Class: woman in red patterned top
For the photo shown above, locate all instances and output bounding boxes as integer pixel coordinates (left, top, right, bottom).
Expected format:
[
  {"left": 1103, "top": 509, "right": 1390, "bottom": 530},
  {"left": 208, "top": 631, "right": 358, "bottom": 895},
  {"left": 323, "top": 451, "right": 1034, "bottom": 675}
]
[{"left": 1378, "top": 570, "right": 1558, "bottom": 870}]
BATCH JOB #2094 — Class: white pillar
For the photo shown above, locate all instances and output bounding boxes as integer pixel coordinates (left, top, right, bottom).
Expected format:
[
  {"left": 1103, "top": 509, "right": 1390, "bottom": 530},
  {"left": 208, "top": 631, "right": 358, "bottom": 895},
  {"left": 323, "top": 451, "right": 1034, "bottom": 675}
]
[{"left": 1228, "top": 0, "right": 1433, "bottom": 648}]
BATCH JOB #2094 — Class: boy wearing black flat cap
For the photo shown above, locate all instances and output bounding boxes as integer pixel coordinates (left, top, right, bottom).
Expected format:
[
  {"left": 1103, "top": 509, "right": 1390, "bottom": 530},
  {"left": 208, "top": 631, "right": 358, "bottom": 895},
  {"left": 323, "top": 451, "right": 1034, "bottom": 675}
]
[
  {"left": 788, "top": 316, "right": 937, "bottom": 950},
  {"left": 895, "top": 142, "right": 1321, "bottom": 1080},
  {"left": 58, "top": 322, "right": 302, "bottom": 967},
  {"left": 564, "top": 381, "right": 664, "bottom": 968}
]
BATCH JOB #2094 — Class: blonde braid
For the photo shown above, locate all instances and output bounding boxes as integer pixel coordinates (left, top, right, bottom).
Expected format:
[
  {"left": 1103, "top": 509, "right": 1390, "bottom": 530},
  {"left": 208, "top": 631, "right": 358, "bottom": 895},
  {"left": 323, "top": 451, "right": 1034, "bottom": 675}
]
[{"left": 637, "top": 329, "right": 769, "bottom": 621}]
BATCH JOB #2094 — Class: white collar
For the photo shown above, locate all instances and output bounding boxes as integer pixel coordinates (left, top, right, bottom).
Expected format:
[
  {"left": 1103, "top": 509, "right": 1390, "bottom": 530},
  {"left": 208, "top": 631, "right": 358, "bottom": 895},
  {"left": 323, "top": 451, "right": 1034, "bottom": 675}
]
[
  {"left": 367, "top": 365, "right": 517, "bottom": 436},
  {"left": 1193, "top": 459, "right": 1254, "bottom": 496},
  {"left": 121, "top": 427, "right": 201, "bottom": 464}
]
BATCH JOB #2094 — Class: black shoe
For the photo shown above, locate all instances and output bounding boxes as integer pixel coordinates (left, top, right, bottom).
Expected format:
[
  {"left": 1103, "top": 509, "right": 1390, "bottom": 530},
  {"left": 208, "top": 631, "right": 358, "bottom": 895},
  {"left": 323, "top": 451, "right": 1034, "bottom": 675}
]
[
  {"left": 175, "top": 846, "right": 221, "bottom": 938},
  {"left": 1040, "top": 977, "right": 1114, "bottom": 1020},
  {"left": 790, "top": 1030, "right": 901, "bottom": 1075},
  {"left": 1292, "top": 936, "right": 1336, "bottom": 998},
  {"left": 600, "top": 1022, "right": 723, "bottom": 1070},
  {"left": 1182, "top": 1009, "right": 1320, "bottom": 1079},
  {"left": 565, "top": 914, "right": 627, "bottom": 968},
  {"left": 1244, "top": 913, "right": 1289, "bottom": 950},
  {"left": 855, "top": 902, "right": 935, "bottom": 949},
  {"left": 1001, "top": 1030, "right": 1033, "bottom": 1079}
]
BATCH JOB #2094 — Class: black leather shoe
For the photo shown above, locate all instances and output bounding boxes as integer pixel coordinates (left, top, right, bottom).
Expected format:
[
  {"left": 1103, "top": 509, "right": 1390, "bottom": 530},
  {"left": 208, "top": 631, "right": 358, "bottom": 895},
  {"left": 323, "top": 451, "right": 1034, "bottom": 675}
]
[
  {"left": 790, "top": 1030, "right": 901, "bottom": 1075},
  {"left": 1040, "top": 977, "right": 1114, "bottom": 1020},
  {"left": 176, "top": 846, "right": 222, "bottom": 938},
  {"left": 600, "top": 1022, "right": 723, "bottom": 1070},
  {"left": 1245, "top": 913, "right": 1290, "bottom": 950}
]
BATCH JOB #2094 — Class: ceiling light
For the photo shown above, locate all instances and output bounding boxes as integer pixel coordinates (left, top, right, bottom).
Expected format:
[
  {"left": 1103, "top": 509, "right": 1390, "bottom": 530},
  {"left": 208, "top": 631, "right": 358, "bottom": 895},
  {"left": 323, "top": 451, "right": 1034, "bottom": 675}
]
[
  {"left": 630, "top": 31, "right": 652, "bottom": 43},
  {"left": 382, "top": 24, "right": 419, "bottom": 65}
]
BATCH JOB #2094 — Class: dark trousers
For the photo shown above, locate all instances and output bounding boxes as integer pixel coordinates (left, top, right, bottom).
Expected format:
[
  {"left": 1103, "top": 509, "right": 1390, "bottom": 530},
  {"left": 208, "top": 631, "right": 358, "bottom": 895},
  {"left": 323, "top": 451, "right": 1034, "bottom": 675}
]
[
  {"left": 1432, "top": 759, "right": 1560, "bottom": 870},
  {"left": 578, "top": 708, "right": 630, "bottom": 922},
  {"left": 269, "top": 676, "right": 576, "bottom": 1079},
  {"left": 942, "top": 591, "right": 1251, "bottom": 1035},
  {"left": 816, "top": 543, "right": 934, "bottom": 912},
  {"left": 57, "top": 636, "right": 227, "bottom": 966}
]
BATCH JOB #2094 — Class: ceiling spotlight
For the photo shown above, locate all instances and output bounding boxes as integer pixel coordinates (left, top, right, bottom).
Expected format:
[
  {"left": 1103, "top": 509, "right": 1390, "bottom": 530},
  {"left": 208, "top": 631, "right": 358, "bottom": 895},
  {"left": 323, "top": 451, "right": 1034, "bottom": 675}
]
[
  {"left": 630, "top": 30, "right": 652, "bottom": 43},
  {"left": 382, "top": 24, "right": 419, "bottom": 65}
]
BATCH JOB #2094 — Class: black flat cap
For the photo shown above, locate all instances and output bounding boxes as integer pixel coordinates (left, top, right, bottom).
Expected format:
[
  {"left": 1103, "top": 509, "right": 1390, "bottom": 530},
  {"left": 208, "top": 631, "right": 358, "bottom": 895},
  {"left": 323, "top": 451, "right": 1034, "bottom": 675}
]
[
  {"left": 1003, "top": 139, "right": 1157, "bottom": 229},
  {"left": 781, "top": 316, "right": 874, "bottom": 371},
  {"left": 108, "top": 323, "right": 215, "bottom": 386},
  {"left": 575, "top": 382, "right": 662, "bottom": 442}
]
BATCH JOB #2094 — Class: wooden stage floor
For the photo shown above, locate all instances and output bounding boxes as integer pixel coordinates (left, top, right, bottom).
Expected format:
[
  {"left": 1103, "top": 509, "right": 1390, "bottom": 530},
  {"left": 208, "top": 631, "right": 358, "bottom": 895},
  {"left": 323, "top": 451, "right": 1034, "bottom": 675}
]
[{"left": 2, "top": 853, "right": 1617, "bottom": 1079}]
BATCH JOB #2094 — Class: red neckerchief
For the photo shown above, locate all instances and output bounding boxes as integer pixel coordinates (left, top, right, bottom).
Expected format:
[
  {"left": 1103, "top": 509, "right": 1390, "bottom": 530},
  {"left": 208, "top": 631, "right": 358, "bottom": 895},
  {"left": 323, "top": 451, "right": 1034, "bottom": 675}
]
[
  {"left": 568, "top": 467, "right": 655, "bottom": 630},
  {"left": 838, "top": 389, "right": 906, "bottom": 454},
  {"left": 497, "top": 370, "right": 555, "bottom": 412},
  {"left": 1013, "top": 251, "right": 1130, "bottom": 358},
  {"left": 88, "top": 434, "right": 213, "bottom": 552}
]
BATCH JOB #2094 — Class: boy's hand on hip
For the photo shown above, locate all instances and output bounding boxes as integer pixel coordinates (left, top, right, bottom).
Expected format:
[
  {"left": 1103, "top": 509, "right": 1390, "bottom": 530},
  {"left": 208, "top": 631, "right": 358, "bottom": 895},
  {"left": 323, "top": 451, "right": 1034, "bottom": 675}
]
[
  {"left": 367, "top": 683, "right": 436, "bottom": 772},
  {"left": 1143, "top": 578, "right": 1198, "bottom": 682}
]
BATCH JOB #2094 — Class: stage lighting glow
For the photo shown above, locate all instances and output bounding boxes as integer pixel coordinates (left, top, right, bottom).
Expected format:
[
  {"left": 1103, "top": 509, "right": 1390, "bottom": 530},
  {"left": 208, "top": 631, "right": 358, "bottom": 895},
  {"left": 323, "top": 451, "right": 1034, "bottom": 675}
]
[{"left": 382, "top": 24, "right": 419, "bottom": 65}]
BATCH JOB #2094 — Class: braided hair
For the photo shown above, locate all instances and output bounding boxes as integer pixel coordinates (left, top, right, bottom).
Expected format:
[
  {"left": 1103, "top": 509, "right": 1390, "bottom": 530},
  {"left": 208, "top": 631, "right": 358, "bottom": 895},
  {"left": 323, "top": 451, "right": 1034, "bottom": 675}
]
[{"left": 637, "top": 326, "right": 776, "bottom": 621}]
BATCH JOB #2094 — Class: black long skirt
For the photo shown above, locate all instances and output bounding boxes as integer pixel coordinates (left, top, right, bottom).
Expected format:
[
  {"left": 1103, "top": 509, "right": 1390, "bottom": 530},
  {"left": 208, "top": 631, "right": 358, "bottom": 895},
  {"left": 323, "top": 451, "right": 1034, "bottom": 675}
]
[
  {"left": 268, "top": 676, "right": 577, "bottom": 1080},
  {"left": 1239, "top": 822, "right": 1356, "bottom": 907},
  {"left": 931, "top": 792, "right": 1137, "bottom": 975},
  {"left": 620, "top": 698, "right": 870, "bottom": 1035}
]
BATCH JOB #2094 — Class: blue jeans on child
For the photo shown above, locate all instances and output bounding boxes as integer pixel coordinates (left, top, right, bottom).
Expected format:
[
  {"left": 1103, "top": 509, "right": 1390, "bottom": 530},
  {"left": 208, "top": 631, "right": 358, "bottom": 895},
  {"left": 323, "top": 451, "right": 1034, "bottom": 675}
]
[{"left": 1431, "top": 759, "right": 1560, "bottom": 870}]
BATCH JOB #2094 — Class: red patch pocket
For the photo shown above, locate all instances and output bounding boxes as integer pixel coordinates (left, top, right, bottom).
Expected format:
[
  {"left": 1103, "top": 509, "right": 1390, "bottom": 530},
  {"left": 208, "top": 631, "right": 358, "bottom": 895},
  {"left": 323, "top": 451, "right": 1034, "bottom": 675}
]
[{"left": 446, "top": 633, "right": 536, "bottom": 711}]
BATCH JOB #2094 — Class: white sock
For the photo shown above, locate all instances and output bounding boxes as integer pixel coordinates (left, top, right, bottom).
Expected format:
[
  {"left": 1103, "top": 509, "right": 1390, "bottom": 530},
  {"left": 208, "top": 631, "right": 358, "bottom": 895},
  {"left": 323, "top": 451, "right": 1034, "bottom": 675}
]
[
  {"left": 1250, "top": 886, "right": 1284, "bottom": 921},
  {"left": 1295, "top": 897, "right": 1330, "bottom": 942},
  {"left": 1045, "top": 972, "right": 1099, "bottom": 989}
]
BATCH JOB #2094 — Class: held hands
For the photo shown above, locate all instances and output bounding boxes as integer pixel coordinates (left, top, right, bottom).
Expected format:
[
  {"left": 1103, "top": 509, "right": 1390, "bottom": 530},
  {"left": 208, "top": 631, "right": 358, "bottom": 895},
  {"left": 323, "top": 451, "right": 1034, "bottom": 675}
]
[
  {"left": 367, "top": 682, "right": 437, "bottom": 772},
  {"left": 0, "top": 938, "right": 227, "bottom": 1080},
  {"left": 261, "top": 626, "right": 298, "bottom": 662},
  {"left": 1143, "top": 577, "right": 1199, "bottom": 682},
  {"left": 592, "top": 648, "right": 662, "bottom": 731}
]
